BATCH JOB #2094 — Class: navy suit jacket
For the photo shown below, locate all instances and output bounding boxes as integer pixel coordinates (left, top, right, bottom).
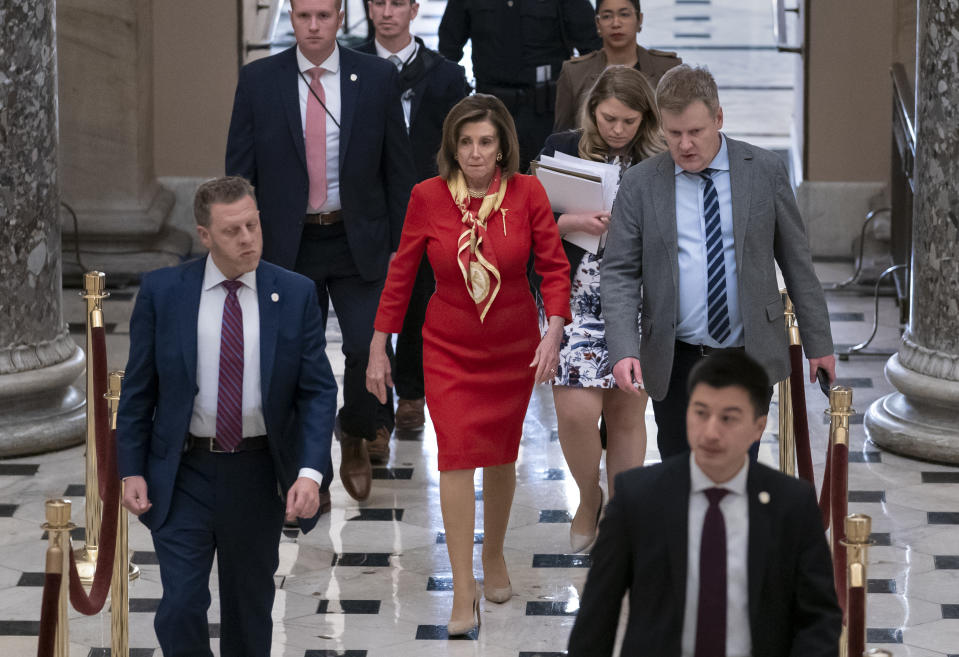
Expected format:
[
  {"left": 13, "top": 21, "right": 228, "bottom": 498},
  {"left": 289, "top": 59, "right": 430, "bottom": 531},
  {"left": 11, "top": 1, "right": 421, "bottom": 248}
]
[
  {"left": 567, "top": 457, "right": 841, "bottom": 657},
  {"left": 352, "top": 38, "right": 469, "bottom": 181},
  {"left": 116, "top": 258, "right": 338, "bottom": 534},
  {"left": 225, "top": 46, "right": 416, "bottom": 281}
]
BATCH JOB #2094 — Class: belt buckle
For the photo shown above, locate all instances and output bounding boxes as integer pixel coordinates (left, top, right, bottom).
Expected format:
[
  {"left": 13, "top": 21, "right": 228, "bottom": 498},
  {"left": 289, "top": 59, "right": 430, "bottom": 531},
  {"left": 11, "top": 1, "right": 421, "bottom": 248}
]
[{"left": 209, "top": 437, "right": 230, "bottom": 453}]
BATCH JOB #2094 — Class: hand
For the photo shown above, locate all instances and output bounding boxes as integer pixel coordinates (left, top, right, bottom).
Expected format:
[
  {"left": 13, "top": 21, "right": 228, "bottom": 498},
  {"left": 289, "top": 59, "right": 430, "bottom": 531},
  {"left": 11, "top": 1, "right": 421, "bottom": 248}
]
[
  {"left": 121, "top": 476, "right": 152, "bottom": 516},
  {"left": 285, "top": 477, "right": 320, "bottom": 522},
  {"left": 530, "top": 316, "right": 565, "bottom": 384},
  {"left": 558, "top": 212, "right": 610, "bottom": 237},
  {"left": 365, "top": 331, "right": 393, "bottom": 404},
  {"left": 612, "top": 358, "right": 645, "bottom": 396},
  {"left": 808, "top": 354, "right": 836, "bottom": 384}
]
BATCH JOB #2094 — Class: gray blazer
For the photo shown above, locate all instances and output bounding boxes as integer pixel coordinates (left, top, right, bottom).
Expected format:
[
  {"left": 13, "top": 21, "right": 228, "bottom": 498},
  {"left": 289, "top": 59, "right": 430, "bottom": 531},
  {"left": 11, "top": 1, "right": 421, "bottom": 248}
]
[{"left": 600, "top": 136, "right": 833, "bottom": 401}]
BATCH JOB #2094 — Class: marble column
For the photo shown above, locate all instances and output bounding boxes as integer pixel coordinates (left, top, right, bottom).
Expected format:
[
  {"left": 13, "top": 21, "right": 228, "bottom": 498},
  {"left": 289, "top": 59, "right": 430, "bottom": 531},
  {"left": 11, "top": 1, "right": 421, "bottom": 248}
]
[
  {"left": 865, "top": 0, "right": 959, "bottom": 464},
  {"left": 0, "top": 0, "right": 86, "bottom": 456},
  {"left": 57, "top": 0, "right": 191, "bottom": 283}
]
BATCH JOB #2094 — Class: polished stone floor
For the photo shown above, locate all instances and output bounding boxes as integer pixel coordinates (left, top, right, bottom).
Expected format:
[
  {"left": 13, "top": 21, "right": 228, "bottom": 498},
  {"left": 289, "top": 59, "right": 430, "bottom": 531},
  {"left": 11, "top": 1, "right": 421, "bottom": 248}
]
[{"left": 1, "top": 261, "right": 958, "bottom": 656}]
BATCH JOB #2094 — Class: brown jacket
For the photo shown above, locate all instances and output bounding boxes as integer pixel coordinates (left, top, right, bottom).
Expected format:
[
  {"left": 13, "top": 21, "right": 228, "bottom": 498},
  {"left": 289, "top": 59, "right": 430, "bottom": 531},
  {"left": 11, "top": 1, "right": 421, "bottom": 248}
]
[{"left": 553, "top": 45, "right": 681, "bottom": 131}]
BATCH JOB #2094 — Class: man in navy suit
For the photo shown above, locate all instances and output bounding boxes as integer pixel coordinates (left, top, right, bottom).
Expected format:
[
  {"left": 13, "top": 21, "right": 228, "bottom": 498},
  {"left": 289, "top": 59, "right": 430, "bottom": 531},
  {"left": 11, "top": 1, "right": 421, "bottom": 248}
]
[
  {"left": 117, "top": 177, "right": 338, "bottom": 656},
  {"left": 354, "top": 0, "right": 469, "bottom": 436},
  {"left": 226, "top": 0, "right": 416, "bottom": 501},
  {"left": 567, "top": 350, "right": 840, "bottom": 657}
]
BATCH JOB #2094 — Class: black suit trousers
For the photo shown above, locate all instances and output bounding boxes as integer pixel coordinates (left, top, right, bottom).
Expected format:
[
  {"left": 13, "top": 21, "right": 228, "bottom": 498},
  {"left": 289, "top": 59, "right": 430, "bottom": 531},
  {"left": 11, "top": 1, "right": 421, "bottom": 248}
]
[{"left": 393, "top": 255, "right": 434, "bottom": 400}]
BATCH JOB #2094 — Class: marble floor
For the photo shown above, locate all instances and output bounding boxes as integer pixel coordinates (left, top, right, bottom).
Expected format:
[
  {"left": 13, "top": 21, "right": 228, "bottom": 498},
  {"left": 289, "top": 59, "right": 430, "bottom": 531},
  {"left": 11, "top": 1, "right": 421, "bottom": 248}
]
[{"left": 0, "top": 261, "right": 957, "bottom": 656}]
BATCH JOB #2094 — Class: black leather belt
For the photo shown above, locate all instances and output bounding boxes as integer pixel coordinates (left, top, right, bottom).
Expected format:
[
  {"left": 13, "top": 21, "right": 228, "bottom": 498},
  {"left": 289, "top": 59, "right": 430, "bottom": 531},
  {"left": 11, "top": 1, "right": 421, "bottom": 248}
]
[
  {"left": 185, "top": 433, "right": 268, "bottom": 453},
  {"left": 675, "top": 341, "right": 745, "bottom": 356},
  {"left": 304, "top": 210, "right": 342, "bottom": 225}
]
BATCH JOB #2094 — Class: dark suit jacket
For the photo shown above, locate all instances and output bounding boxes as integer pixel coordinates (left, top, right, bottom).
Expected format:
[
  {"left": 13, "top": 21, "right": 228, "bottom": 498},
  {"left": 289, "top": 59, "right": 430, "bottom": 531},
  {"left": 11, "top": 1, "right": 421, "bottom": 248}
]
[
  {"left": 115, "top": 258, "right": 338, "bottom": 534},
  {"left": 567, "top": 457, "right": 841, "bottom": 656},
  {"left": 225, "top": 46, "right": 416, "bottom": 281},
  {"left": 352, "top": 38, "right": 470, "bottom": 182},
  {"left": 600, "top": 136, "right": 834, "bottom": 400}
]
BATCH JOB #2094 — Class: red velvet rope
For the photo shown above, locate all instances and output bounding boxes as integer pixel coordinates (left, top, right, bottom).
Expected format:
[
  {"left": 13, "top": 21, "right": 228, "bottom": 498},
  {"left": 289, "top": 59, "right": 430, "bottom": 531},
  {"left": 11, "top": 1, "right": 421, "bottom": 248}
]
[
  {"left": 847, "top": 585, "right": 866, "bottom": 657},
  {"left": 818, "top": 440, "right": 832, "bottom": 530},
  {"left": 788, "top": 345, "right": 814, "bottom": 484},
  {"left": 831, "top": 442, "right": 849, "bottom": 616},
  {"left": 36, "top": 572, "right": 61, "bottom": 657},
  {"left": 67, "top": 325, "right": 121, "bottom": 615}
]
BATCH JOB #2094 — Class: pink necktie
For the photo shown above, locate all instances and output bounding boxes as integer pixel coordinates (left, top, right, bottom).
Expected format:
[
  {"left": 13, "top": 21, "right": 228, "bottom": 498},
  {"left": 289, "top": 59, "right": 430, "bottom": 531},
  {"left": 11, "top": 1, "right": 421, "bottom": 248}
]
[
  {"left": 306, "top": 66, "right": 328, "bottom": 209},
  {"left": 216, "top": 280, "right": 244, "bottom": 452}
]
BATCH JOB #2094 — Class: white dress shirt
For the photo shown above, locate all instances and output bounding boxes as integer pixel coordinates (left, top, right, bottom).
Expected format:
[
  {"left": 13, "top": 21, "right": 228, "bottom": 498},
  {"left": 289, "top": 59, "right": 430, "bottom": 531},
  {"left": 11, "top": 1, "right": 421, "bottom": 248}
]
[
  {"left": 190, "top": 256, "right": 266, "bottom": 439},
  {"left": 189, "top": 256, "right": 322, "bottom": 486},
  {"left": 297, "top": 45, "right": 342, "bottom": 214},
  {"left": 674, "top": 135, "right": 744, "bottom": 347},
  {"left": 373, "top": 36, "right": 417, "bottom": 130},
  {"left": 681, "top": 453, "right": 752, "bottom": 657}
]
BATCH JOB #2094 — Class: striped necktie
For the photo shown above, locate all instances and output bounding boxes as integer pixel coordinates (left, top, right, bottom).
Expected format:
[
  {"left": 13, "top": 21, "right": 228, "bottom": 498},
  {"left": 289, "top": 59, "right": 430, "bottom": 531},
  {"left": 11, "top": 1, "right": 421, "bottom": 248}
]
[
  {"left": 215, "top": 279, "right": 244, "bottom": 452},
  {"left": 700, "top": 168, "right": 730, "bottom": 343}
]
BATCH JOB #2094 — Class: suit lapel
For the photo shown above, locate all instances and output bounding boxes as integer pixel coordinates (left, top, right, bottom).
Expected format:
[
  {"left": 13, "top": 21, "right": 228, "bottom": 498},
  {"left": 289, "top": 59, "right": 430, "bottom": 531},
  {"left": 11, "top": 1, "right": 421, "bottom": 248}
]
[
  {"left": 280, "top": 48, "right": 308, "bottom": 172},
  {"left": 665, "top": 459, "right": 691, "bottom": 607},
  {"left": 746, "top": 464, "right": 771, "bottom": 632},
  {"left": 338, "top": 48, "right": 359, "bottom": 171},
  {"left": 727, "top": 136, "right": 753, "bottom": 276},
  {"left": 655, "top": 156, "right": 680, "bottom": 293},
  {"left": 256, "top": 265, "right": 279, "bottom": 410},
  {"left": 178, "top": 260, "right": 204, "bottom": 386}
]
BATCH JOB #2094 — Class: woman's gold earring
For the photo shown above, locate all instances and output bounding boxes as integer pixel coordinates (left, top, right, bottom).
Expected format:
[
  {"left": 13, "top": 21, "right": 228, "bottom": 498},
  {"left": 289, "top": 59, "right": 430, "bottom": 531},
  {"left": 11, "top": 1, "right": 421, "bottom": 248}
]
[{"left": 496, "top": 152, "right": 502, "bottom": 162}]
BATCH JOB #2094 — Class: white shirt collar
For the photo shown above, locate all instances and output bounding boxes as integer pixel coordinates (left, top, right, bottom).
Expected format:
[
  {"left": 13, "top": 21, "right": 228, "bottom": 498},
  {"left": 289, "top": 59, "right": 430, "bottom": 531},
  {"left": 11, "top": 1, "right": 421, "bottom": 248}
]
[
  {"left": 296, "top": 43, "right": 340, "bottom": 75},
  {"left": 202, "top": 254, "right": 258, "bottom": 293},
  {"left": 374, "top": 36, "right": 417, "bottom": 65},
  {"left": 674, "top": 133, "right": 730, "bottom": 176},
  {"left": 689, "top": 450, "right": 749, "bottom": 496}
]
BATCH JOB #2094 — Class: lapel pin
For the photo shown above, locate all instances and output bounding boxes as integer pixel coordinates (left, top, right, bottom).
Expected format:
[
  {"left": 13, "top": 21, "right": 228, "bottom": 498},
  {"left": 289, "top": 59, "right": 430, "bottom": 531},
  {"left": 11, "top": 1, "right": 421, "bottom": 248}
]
[
  {"left": 350, "top": 73, "right": 358, "bottom": 82},
  {"left": 271, "top": 292, "right": 279, "bottom": 302},
  {"left": 758, "top": 491, "right": 770, "bottom": 504}
]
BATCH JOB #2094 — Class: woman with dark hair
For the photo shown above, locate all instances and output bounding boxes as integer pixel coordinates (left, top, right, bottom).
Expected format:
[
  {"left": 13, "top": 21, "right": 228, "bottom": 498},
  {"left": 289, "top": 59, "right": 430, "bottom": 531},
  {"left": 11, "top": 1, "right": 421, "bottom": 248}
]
[
  {"left": 553, "top": 0, "right": 681, "bottom": 131},
  {"left": 537, "top": 66, "right": 664, "bottom": 552},
  {"left": 367, "top": 94, "right": 571, "bottom": 635}
]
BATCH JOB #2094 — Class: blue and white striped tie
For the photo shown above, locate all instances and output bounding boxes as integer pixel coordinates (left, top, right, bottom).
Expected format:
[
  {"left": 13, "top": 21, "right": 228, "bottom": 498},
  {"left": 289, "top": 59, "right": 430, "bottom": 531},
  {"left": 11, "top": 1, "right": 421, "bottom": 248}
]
[{"left": 700, "top": 169, "right": 730, "bottom": 343}]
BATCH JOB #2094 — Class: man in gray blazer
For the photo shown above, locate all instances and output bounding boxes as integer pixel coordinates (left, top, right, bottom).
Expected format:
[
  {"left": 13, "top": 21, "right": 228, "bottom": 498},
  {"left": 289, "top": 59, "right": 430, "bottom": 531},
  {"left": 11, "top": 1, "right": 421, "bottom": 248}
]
[{"left": 600, "top": 65, "right": 835, "bottom": 459}]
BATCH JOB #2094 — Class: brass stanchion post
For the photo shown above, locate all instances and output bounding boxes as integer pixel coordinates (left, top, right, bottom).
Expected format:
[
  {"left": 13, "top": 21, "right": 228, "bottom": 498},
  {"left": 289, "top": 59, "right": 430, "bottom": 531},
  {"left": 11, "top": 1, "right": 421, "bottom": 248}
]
[
  {"left": 107, "top": 370, "right": 134, "bottom": 657},
  {"left": 42, "top": 499, "right": 75, "bottom": 657},
  {"left": 865, "top": 650, "right": 894, "bottom": 656},
  {"left": 843, "top": 514, "right": 872, "bottom": 657},
  {"left": 76, "top": 271, "right": 110, "bottom": 583},
  {"left": 778, "top": 292, "right": 798, "bottom": 475}
]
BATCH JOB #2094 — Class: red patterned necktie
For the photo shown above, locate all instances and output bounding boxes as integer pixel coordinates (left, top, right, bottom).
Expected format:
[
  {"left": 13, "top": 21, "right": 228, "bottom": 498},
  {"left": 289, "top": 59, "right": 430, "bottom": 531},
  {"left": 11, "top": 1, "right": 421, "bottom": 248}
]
[
  {"left": 695, "top": 487, "right": 730, "bottom": 657},
  {"left": 215, "top": 280, "right": 244, "bottom": 452}
]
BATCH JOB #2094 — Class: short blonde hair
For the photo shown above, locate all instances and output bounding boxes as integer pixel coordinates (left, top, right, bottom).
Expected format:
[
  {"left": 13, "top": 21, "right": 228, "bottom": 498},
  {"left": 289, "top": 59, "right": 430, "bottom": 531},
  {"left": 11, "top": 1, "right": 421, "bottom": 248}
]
[
  {"left": 655, "top": 64, "right": 720, "bottom": 116},
  {"left": 578, "top": 66, "right": 665, "bottom": 163},
  {"left": 437, "top": 95, "right": 521, "bottom": 180}
]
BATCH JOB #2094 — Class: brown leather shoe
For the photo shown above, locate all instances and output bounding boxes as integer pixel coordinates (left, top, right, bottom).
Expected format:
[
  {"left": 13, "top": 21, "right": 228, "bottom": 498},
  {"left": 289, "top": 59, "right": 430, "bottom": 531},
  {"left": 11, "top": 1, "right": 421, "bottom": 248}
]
[
  {"left": 367, "top": 426, "right": 391, "bottom": 464},
  {"left": 318, "top": 490, "right": 332, "bottom": 516},
  {"left": 395, "top": 397, "right": 426, "bottom": 430},
  {"left": 339, "top": 432, "right": 372, "bottom": 501}
]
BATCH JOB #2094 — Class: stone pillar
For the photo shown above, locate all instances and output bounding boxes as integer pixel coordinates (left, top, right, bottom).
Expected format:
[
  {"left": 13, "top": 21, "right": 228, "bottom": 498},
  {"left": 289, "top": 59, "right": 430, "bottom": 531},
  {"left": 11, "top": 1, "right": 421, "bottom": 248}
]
[
  {"left": 57, "top": 0, "right": 191, "bottom": 283},
  {"left": 0, "top": 0, "right": 86, "bottom": 456},
  {"left": 865, "top": 0, "right": 959, "bottom": 464}
]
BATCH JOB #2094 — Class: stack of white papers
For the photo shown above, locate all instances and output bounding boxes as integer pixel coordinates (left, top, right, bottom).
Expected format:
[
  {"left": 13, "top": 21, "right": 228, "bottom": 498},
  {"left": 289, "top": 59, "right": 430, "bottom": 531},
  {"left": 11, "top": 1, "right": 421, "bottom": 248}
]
[{"left": 531, "top": 153, "right": 621, "bottom": 254}]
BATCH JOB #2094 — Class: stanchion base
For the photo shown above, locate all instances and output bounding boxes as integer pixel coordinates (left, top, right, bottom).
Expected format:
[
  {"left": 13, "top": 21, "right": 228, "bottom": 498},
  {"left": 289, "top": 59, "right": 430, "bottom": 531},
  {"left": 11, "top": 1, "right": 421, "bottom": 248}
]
[{"left": 75, "top": 546, "right": 140, "bottom": 583}]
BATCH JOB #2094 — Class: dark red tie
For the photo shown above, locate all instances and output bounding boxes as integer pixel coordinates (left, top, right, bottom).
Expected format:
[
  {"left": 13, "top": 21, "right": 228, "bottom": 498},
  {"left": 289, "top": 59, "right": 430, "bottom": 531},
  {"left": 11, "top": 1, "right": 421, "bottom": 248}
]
[
  {"left": 695, "top": 487, "right": 730, "bottom": 657},
  {"left": 215, "top": 280, "right": 244, "bottom": 452}
]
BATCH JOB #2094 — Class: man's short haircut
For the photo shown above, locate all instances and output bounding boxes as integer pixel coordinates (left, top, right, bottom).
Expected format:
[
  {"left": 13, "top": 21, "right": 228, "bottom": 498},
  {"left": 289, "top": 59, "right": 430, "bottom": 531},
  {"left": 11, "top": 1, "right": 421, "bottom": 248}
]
[
  {"left": 655, "top": 64, "right": 720, "bottom": 117},
  {"left": 687, "top": 349, "right": 772, "bottom": 418},
  {"left": 194, "top": 176, "right": 256, "bottom": 227},
  {"left": 437, "top": 94, "right": 521, "bottom": 180}
]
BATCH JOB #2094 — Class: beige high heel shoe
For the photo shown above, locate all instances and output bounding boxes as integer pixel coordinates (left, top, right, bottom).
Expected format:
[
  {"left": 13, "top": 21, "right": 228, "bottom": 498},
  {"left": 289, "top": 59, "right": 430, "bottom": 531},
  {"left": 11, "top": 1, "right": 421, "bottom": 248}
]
[
  {"left": 446, "top": 580, "right": 481, "bottom": 636},
  {"left": 570, "top": 487, "right": 604, "bottom": 553}
]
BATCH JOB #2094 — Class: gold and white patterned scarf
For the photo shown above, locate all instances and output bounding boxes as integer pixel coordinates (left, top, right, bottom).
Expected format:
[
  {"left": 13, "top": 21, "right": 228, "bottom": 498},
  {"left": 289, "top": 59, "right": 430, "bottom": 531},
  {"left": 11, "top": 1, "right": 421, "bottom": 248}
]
[{"left": 448, "top": 167, "right": 508, "bottom": 322}]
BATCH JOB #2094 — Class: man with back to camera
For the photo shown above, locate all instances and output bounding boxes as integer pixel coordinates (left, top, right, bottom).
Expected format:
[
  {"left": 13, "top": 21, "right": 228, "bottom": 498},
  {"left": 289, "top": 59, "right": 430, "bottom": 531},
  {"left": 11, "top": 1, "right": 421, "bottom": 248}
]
[
  {"left": 438, "top": 0, "right": 601, "bottom": 169},
  {"left": 226, "top": 0, "right": 416, "bottom": 502},
  {"left": 354, "top": 0, "right": 470, "bottom": 433},
  {"left": 117, "top": 176, "right": 338, "bottom": 655},
  {"left": 600, "top": 64, "right": 836, "bottom": 461},
  {"left": 567, "top": 349, "right": 841, "bottom": 656}
]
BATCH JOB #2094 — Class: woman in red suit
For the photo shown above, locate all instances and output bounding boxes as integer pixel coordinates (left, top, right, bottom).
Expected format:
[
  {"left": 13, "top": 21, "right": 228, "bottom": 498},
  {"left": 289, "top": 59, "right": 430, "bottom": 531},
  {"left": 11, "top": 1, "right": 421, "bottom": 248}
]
[{"left": 367, "top": 95, "right": 571, "bottom": 636}]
